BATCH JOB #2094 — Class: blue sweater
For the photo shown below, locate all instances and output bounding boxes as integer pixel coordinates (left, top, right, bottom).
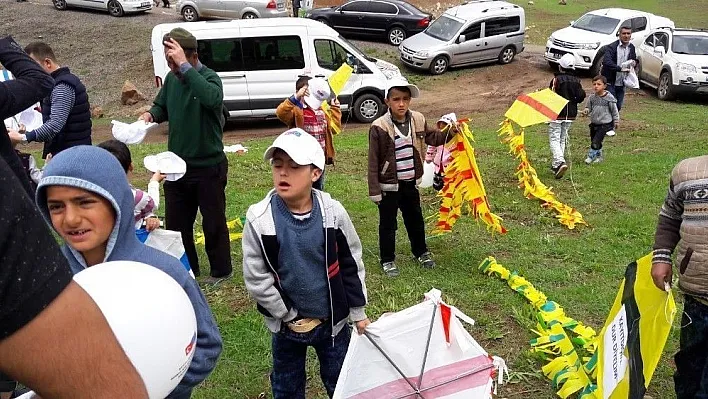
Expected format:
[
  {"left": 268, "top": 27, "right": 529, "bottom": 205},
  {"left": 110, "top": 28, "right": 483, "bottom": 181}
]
[
  {"left": 271, "top": 194, "right": 330, "bottom": 319},
  {"left": 36, "top": 145, "right": 222, "bottom": 398}
]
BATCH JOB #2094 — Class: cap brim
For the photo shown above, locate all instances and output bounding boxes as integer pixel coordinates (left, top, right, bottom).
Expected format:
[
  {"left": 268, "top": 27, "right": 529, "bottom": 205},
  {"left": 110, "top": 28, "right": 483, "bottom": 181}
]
[
  {"left": 264, "top": 145, "right": 320, "bottom": 168},
  {"left": 304, "top": 95, "right": 324, "bottom": 109},
  {"left": 387, "top": 83, "right": 420, "bottom": 99}
]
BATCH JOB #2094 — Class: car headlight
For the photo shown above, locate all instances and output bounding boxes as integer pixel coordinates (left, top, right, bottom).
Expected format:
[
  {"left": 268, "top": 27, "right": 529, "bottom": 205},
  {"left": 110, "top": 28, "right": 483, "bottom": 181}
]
[
  {"left": 677, "top": 62, "right": 697, "bottom": 74},
  {"left": 547, "top": 36, "right": 553, "bottom": 44},
  {"left": 415, "top": 50, "right": 429, "bottom": 57},
  {"left": 580, "top": 42, "right": 601, "bottom": 50}
]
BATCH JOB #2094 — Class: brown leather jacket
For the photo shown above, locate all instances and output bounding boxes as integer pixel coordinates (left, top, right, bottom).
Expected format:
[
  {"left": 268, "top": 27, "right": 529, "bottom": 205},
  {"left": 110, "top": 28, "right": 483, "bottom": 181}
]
[
  {"left": 275, "top": 96, "right": 341, "bottom": 165},
  {"left": 367, "top": 110, "right": 451, "bottom": 202}
]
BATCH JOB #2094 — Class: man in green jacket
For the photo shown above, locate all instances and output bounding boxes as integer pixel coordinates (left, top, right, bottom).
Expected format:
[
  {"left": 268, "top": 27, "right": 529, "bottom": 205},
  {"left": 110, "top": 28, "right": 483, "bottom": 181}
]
[{"left": 140, "top": 27, "right": 232, "bottom": 284}]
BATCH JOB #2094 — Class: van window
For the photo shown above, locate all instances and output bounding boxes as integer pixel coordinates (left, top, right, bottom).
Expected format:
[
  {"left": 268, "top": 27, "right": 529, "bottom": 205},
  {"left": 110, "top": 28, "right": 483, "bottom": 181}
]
[
  {"left": 197, "top": 39, "right": 245, "bottom": 72},
  {"left": 315, "top": 39, "right": 351, "bottom": 71},
  {"left": 241, "top": 36, "right": 305, "bottom": 70},
  {"left": 461, "top": 22, "right": 481, "bottom": 40},
  {"left": 483, "top": 16, "right": 521, "bottom": 37}
]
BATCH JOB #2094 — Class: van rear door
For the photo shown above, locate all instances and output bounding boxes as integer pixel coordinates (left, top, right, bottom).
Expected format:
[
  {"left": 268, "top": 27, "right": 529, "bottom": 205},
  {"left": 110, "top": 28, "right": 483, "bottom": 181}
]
[{"left": 481, "top": 15, "right": 521, "bottom": 60}]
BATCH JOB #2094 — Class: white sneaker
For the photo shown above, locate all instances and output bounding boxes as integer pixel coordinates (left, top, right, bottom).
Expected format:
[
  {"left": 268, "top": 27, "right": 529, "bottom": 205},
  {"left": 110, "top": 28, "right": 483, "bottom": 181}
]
[{"left": 606, "top": 130, "right": 616, "bottom": 137}]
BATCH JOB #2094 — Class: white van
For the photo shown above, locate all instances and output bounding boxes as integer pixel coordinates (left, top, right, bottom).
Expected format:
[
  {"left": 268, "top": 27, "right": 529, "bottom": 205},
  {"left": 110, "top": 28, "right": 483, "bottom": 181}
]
[{"left": 151, "top": 19, "right": 405, "bottom": 123}]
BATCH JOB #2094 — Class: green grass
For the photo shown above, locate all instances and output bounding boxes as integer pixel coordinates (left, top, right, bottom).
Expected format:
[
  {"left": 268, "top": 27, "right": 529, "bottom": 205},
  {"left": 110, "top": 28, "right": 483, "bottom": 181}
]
[{"left": 58, "top": 91, "right": 700, "bottom": 398}]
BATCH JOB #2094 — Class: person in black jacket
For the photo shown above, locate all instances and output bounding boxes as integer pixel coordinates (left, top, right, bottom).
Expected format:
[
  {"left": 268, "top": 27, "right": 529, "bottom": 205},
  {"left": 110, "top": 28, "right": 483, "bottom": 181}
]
[
  {"left": 548, "top": 53, "right": 586, "bottom": 179},
  {"left": 7, "top": 42, "right": 92, "bottom": 159},
  {"left": 601, "top": 25, "right": 638, "bottom": 113}
]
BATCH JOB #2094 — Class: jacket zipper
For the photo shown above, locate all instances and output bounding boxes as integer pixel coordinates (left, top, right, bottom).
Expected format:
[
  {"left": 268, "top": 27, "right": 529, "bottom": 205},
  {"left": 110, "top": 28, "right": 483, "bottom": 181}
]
[{"left": 319, "top": 191, "right": 336, "bottom": 347}]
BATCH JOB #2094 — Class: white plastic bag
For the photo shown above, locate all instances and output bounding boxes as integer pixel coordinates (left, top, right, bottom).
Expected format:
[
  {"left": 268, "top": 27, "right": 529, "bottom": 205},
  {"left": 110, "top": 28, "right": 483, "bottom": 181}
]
[
  {"left": 624, "top": 67, "right": 639, "bottom": 89},
  {"left": 112, "top": 120, "right": 157, "bottom": 144},
  {"left": 420, "top": 162, "right": 435, "bottom": 188}
]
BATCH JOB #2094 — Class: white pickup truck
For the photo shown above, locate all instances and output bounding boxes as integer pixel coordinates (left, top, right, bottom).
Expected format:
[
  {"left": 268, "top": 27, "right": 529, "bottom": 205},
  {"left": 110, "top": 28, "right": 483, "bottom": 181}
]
[{"left": 544, "top": 8, "right": 674, "bottom": 76}]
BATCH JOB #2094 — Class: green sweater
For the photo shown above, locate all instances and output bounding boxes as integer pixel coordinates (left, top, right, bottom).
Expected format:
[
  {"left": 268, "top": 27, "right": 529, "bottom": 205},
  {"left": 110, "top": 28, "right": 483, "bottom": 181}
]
[{"left": 149, "top": 65, "right": 225, "bottom": 167}]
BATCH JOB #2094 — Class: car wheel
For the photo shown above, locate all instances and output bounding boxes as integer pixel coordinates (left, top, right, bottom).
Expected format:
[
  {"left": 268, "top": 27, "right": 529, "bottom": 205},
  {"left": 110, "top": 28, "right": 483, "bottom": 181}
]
[
  {"left": 387, "top": 27, "right": 406, "bottom": 46},
  {"left": 589, "top": 50, "right": 604, "bottom": 76},
  {"left": 182, "top": 5, "right": 198, "bottom": 21},
  {"left": 242, "top": 12, "right": 258, "bottom": 19},
  {"left": 429, "top": 55, "right": 448, "bottom": 75},
  {"left": 107, "top": 0, "right": 124, "bottom": 16},
  {"left": 658, "top": 70, "right": 676, "bottom": 101},
  {"left": 53, "top": 0, "right": 67, "bottom": 10},
  {"left": 353, "top": 93, "right": 383, "bottom": 123},
  {"left": 498, "top": 46, "right": 516, "bottom": 64}
]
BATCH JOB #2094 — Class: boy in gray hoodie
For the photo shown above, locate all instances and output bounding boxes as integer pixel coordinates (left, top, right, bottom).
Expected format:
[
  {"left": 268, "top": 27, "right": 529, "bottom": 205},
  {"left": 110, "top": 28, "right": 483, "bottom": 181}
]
[
  {"left": 242, "top": 128, "right": 369, "bottom": 399},
  {"left": 581, "top": 75, "right": 619, "bottom": 164}
]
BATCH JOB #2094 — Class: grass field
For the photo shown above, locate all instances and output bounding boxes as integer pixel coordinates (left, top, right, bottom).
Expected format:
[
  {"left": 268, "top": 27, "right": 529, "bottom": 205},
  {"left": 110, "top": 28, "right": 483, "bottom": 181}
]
[{"left": 56, "top": 90, "right": 699, "bottom": 398}]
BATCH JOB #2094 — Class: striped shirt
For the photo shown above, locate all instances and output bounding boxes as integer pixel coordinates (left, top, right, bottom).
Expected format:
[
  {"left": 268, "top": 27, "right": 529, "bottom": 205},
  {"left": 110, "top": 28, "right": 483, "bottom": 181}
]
[
  {"left": 395, "top": 131, "right": 415, "bottom": 181},
  {"left": 132, "top": 180, "right": 161, "bottom": 229},
  {"left": 25, "top": 83, "right": 75, "bottom": 143}
]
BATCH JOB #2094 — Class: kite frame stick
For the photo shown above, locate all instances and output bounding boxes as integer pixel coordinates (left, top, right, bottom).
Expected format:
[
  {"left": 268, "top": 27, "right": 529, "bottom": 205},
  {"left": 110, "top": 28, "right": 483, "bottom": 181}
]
[
  {"left": 363, "top": 331, "right": 425, "bottom": 398},
  {"left": 416, "top": 304, "right": 438, "bottom": 390}
]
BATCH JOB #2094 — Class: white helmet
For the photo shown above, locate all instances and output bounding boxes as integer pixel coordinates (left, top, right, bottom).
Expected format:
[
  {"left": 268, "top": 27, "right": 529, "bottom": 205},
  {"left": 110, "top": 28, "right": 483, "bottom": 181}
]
[{"left": 558, "top": 53, "right": 575, "bottom": 70}]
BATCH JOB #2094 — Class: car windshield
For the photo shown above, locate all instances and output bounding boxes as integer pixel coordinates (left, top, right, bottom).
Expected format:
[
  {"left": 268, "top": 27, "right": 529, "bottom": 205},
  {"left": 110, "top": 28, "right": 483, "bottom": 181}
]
[
  {"left": 672, "top": 35, "right": 708, "bottom": 55},
  {"left": 571, "top": 14, "right": 619, "bottom": 35},
  {"left": 338, "top": 35, "right": 376, "bottom": 62},
  {"left": 424, "top": 15, "right": 464, "bottom": 42}
]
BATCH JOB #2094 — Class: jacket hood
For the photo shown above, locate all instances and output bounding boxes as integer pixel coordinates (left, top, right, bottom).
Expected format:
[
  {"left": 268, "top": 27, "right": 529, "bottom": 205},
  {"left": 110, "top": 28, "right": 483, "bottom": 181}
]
[{"left": 36, "top": 145, "right": 136, "bottom": 271}]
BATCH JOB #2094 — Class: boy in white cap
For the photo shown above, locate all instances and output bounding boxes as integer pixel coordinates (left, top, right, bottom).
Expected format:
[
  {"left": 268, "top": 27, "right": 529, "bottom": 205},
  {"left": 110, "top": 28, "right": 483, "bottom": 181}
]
[
  {"left": 368, "top": 82, "right": 455, "bottom": 277},
  {"left": 276, "top": 76, "right": 342, "bottom": 191},
  {"left": 242, "top": 128, "right": 369, "bottom": 399},
  {"left": 548, "top": 53, "right": 586, "bottom": 179}
]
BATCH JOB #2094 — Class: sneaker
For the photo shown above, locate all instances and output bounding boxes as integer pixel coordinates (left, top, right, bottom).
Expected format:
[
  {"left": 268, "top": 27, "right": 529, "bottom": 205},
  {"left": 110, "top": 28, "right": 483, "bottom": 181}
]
[
  {"left": 202, "top": 272, "right": 233, "bottom": 286},
  {"left": 605, "top": 130, "right": 616, "bottom": 137},
  {"left": 552, "top": 163, "right": 568, "bottom": 179},
  {"left": 417, "top": 252, "right": 436, "bottom": 269},
  {"left": 585, "top": 149, "right": 597, "bottom": 164},
  {"left": 382, "top": 261, "right": 400, "bottom": 277}
]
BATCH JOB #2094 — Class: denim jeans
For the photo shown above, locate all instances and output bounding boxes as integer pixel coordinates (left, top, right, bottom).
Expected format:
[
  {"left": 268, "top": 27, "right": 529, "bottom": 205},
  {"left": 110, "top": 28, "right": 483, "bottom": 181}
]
[
  {"left": 271, "top": 322, "right": 351, "bottom": 399},
  {"left": 608, "top": 85, "right": 626, "bottom": 111},
  {"left": 548, "top": 120, "right": 572, "bottom": 168},
  {"left": 675, "top": 295, "right": 708, "bottom": 399}
]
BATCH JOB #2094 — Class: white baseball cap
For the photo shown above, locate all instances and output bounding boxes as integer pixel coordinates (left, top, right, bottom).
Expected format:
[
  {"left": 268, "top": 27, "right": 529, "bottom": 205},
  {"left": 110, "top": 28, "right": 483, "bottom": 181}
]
[
  {"left": 263, "top": 128, "right": 325, "bottom": 170},
  {"left": 386, "top": 79, "right": 420, "bottom": 99},
  {"left": 304, "top": 78, "right": 333, "bottom": 109},
  {"left": 558, "top": 53, "right": 575, "bottom": 70},
  {"left": 437, "top": 112, "right": 457, "bottom": 127}
]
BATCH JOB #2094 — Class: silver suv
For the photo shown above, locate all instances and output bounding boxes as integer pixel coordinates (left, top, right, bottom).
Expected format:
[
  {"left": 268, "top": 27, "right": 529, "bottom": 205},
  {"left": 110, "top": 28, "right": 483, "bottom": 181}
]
[
  {"left": 399, "top": 0, "right": 525, "bottom": 74},
  {"left": 176, "top": 0, "right": 287, "bottom": 22}
]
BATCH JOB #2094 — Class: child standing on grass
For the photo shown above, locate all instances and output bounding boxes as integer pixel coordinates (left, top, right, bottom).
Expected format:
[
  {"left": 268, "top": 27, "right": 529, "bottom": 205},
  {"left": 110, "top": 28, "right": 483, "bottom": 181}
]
[
  {"left": 276, "top": 76, "right": 342, "bottom": 191},
  {"left": 242, "top": 128, "right": 369, "bottom": 399},
  {"left": 368, "top": 82, "right": 456, "bottom": 277},
  {"left": 581, "top": 75, "right": 619, "bottom": 165},
  {"left": 651, "top": 154, "right": 708, "bottom": 399}
]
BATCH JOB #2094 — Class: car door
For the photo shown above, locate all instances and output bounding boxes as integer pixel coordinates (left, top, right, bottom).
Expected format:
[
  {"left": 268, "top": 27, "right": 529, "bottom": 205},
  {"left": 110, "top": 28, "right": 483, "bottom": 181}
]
[
  {"left": 217, "top": 0, "right": 246, "bottom": 18},
  {"left": 645, "top": 32, "right": 669, "bottom": 84},
  {"left": 333, "top": 1, "right": 370, "bottom": 34},
  {"left": 197, "top": 36, "right": 252, "bottom": 118},
  {"left": 366, "top": 1, "right": 398, "bottom": 37},
  {"left": 481, "top": 16, "right": 521, "bottom": 61},
  {"left": 450, "top": 21, "right": 483, "bottom": 66},
  {"left": 197, "top": 0, "right": 226, "bottom": 18}
]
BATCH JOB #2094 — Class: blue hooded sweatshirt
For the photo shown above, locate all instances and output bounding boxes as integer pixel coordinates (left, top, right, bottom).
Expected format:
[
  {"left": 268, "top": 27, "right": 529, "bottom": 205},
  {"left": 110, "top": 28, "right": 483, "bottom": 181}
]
[{"left": 35, "top": 145, "right": 222, "bottom": 398}]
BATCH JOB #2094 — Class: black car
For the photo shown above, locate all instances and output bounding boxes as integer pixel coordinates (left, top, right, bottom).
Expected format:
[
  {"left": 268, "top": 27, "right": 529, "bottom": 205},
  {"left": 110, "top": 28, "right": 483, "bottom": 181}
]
[{"left": 306, "top": 0, "right": 433, "bottom": 46}]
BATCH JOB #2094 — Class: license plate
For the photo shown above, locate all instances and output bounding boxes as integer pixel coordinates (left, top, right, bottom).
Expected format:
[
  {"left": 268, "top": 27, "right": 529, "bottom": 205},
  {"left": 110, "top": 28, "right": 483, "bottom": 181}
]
[
  {"left": 141, "top": 1, "right": 150, "bottom": 6},
  {"left": 552, "top": 52, "right": 562, "bottom": 59}
]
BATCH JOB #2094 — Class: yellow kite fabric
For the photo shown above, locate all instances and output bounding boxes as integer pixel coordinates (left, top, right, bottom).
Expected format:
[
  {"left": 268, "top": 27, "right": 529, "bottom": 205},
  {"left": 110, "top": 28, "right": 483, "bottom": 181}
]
[
  {"left": 594, "top": 254, "right": 676, "bottom": 399},
  {"left": 498, "top": 119, "right": 586, "bottom": 229},
  {"left": 433, "top": 120, "right": 506, "bottom": 235},
  {"left": 504, "top": 88, "right": 569, "bottom": 128},
  {"left": 321, "top": 64, "right": 353, "bottom": 135},
  {"left": 195, "top": 216, "right": 244, "bottom": 245}
]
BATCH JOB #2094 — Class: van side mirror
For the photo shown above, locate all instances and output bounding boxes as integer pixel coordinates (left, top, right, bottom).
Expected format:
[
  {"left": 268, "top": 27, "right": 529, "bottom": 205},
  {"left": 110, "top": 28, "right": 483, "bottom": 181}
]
[
  {"left": 654, "top": 45, "right": 666, "bottom": 56},
  {"left": 458, "top": 35, "right": 466, "bottom": 44},
  {"left": 569, "top": 20, "right": 574, "bottom": 26}
]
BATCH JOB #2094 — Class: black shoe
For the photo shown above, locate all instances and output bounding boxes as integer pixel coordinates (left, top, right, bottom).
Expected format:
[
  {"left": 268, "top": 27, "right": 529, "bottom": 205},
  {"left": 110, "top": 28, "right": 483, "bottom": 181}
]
[
  {"left": 552, "top": 163, "right": 568, "bottom": 179},
  {"left": 417, "top": 252, "right": 436, "bottom": 269}
]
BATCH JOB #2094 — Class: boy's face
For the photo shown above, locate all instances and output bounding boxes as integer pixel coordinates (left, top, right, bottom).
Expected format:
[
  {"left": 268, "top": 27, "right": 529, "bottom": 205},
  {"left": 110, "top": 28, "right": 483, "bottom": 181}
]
[
  {"left": 592, "top": 80, "right": 606, "bottom": 94},
  {"left": 46, "top": 186, "right": 116, "bottom": 261},
  {"left": 385, "top": 88, "right": 412, "bottom": 121},
  {"left": 271, "top": 150, "right": 321, "bottom": 201}
]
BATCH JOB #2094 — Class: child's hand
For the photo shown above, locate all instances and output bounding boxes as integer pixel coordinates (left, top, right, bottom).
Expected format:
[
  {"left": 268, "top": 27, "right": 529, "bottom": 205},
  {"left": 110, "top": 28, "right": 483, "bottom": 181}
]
[
  {"left": 355, "top": 318, "right": 371, "bottom": 335},
  {"left": 8, "top": 130, "right": 23, "bottom": 144},
  {"left": 296, "top": 86, "right": 309, "bottom": 101},
  {"left": 145, "top": 217, "right": 160, "bottom": 232},
  {"left": 151, "top": 170, "right": 166, "bottom": 183},
  {"left": 581, "top": 108, "right": 589, "bottom": 117},
  {"left": 614, "top": 121, "right": 619, "bottom": 130},
  {"left": 45, "top": 153, "right": 53, "bottom": 164},
  {"left": 331, "top": 97, "right": 340, "bottom": 107}
]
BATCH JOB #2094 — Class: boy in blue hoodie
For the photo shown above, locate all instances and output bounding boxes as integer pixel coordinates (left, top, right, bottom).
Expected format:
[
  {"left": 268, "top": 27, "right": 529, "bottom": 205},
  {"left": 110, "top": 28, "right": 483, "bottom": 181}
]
[
  {"left": 242, "top": 128, "right": 369, "bottom": 399},
  {"left": 35, "top": 145, "right": 222, "bottom": 399}
]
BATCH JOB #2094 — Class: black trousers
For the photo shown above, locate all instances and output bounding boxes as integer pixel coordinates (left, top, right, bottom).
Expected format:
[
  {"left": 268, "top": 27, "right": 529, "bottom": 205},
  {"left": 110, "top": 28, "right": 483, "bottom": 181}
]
[
  {"left": 0, "top": 372, "right": 16, "bottom": 393},
  {"left": 377, "top": 181, "right": 428, "bottom": 264},
  {"left": 164, "top": 158, "right": 232, "bottom": 278},
  {"left": 589, "top": 122, "right": 613, "bottom": 150}
]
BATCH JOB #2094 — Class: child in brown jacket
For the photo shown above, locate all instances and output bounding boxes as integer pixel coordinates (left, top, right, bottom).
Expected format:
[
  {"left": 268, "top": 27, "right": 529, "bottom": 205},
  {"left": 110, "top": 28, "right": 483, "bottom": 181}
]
[
  {"left": 367, "top": 82, "right": 455, "bottom": 277},
  {"left": 276, "top": 76, "right": 342, "bottom": 190}
]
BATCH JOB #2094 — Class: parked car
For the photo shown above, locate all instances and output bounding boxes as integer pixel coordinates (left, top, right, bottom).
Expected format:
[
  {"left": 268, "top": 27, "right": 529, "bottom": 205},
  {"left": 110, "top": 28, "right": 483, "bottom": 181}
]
[
  {"left": 52, "top": 0, "right": 151, "bottom": 17},
  {"left": 176, "top": 0, "right": 287, "bottom": 22},
  {"left": 398, "top": 0, "right": 525, "bottom": 75},
  {"left": 305, "top": 0, "right": 432, "bottom": 46},
  {"left": 151, "top": 19, "right": 407, "bottom": 123},
  {"left": 637, "top": 28, "right": 708, "bottom": 100},
  {"left": 544, "top": 8, "right": 674, "bottom": 76}
]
